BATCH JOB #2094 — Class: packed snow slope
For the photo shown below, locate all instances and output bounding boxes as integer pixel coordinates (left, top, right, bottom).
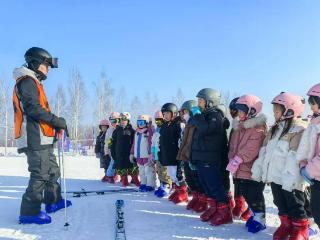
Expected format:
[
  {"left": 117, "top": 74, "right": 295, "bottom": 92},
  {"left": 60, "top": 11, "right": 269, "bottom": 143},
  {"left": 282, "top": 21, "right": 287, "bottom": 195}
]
[{"left": 0, "top": 150, "right": 280, "bottom": 240}]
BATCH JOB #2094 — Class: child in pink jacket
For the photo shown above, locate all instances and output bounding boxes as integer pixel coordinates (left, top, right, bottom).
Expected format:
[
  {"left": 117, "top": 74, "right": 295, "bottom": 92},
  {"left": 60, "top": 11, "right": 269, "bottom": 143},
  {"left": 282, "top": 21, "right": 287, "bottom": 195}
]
[
  {"left": 297, "top": 83, "right": 320, "bottom": 229},
  {"left": 227, "top": 94, "right": 267, "bottom": 234}
]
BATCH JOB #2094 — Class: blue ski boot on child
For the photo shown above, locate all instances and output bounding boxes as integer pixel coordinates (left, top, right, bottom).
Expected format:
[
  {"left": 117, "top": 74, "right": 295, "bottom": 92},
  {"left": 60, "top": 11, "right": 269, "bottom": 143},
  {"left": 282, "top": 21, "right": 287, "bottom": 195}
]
[
  {"left": 246, "top": 212, "right": 266, "bottom": 233},
  {"left": 45, "top": 198, "right": 72, "bottom": 214},
  {"left": 19, "top": 211, "right": 51, "bottom": 224}
]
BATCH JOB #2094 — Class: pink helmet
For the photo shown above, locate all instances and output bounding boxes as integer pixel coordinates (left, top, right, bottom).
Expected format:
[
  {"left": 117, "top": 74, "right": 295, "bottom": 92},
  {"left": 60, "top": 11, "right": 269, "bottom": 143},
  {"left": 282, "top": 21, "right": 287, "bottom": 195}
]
[
  {"left": 99, "top": 119, "right": 110, "bottom": 126},
  {"left": 137, "top": 114, "right": 149, "bottom": 121},
  {"left": 109, "top": 112, "right": 120, "bottom": 120},
  {"left": 272, "top": 92, "right": 305, "bottom": 119},
  {"left": 236, "top": 94, "right": 263, "bottom": 118},
  {"left": 307, "top": 83, "right": 320, "bottom": 97},
  {"left": 154, "top": 110, "right": 163, "bottom": 119}
]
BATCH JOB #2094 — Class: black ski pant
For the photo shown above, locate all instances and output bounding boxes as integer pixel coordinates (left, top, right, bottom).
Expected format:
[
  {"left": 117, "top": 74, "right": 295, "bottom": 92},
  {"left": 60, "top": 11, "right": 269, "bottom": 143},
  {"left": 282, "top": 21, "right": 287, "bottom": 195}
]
[
  {"left": 20, "top": 146, "right": 62, "bottom": 216},
  {"left": 311, "top": 181, "right": 320, "bottom": 227},
  {"left": 271, "top": 183, "right": 307, "bottom": 220},
  {"left": 183, "top": 162, "right": 204, "bottom": 194},
  {"left": 234, "top": 178, "right": 266, "bottom": 214},
  {"left": 197, "top": 162, "right": 228, "bottom": 203}
]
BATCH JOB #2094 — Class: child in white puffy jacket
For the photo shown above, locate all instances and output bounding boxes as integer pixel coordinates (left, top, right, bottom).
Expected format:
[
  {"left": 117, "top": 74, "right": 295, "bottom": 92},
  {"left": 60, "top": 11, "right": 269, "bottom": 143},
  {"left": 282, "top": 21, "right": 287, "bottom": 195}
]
[
  {"left": 296, "top": 83, "right": 320, "bottom": 230},
  {"left": 252, "top": 92, "right": 309, "bottom": 240}
]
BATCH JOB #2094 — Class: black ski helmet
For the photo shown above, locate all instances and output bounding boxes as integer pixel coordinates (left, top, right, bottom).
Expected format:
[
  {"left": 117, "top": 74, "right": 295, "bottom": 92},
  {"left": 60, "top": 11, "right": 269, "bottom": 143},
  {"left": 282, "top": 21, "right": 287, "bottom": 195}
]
[
  {"left": 229, "top": 97, "right": 240, "bottom": 111},
  {"left": 161, "top": 103, "right": 178, "bottom": 115},
  {"left": 180, "top": 100, "right": 197, "bottom": 115},
  {"left": 24, "top": 47, "right": 58, "bottom": 80},
  {"left": 196, "top": 88, "right": 221, "bottom": 108}
]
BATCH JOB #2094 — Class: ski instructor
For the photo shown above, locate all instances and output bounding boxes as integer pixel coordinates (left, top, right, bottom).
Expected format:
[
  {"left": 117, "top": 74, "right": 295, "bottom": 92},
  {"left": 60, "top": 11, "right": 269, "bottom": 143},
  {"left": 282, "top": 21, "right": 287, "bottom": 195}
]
[{"left": 13, "top": 47, "right": 71, "bottom": 224}]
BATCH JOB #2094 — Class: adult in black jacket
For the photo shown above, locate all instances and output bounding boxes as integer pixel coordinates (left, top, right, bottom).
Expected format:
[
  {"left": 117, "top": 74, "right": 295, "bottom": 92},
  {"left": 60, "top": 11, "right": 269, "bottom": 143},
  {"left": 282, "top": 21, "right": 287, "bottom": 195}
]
[
  {"left": 111, "top": 112, "right": 139, "bottom": 187},
  {"left": 191, "top": 88, "right": 232, "bottom": 227},
  {"left": 13, "top": 47, "right": 70, "bottom": 224}
]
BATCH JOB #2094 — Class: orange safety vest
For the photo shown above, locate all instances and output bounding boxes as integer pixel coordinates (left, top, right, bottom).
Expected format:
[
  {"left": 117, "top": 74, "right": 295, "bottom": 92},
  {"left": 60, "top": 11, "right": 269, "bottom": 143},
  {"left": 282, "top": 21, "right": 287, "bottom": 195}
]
[{"left": 13, "top": 76, "right": 55, "bottom": 139}]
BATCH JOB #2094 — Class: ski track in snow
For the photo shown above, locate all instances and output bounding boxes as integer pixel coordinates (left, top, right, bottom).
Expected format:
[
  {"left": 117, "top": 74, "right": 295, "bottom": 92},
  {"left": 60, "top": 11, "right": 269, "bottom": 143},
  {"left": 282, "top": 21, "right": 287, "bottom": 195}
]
[{"left": 0, "top": 152, "right": 280, "bottom": 240}]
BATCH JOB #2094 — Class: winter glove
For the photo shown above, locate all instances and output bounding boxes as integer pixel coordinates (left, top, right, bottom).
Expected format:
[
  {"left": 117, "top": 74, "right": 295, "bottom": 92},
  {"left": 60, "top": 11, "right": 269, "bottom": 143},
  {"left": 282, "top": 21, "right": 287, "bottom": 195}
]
[
  {"left": 226, "top": 156, "right": 243, "bottom": 174},
  {"left": 52, "top": 117, "right": 67, "bottom": 130},
  {"left": 189, "top": 162, "right": 197, "bottom": 171},
  {"left": 300, "top": 167, "right": 314, "bottom": 185},
  {"left": 129, "top": 154, "right": 135, "bottom": 163},
  {"left": 191, "top": 106, "right": 201, "bottom": 116}
]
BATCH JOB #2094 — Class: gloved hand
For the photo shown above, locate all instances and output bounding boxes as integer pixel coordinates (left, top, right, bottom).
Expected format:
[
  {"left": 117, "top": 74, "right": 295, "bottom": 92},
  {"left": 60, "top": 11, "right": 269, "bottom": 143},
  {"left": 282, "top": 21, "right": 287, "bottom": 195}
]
[
  {"left": 191, "top": 106, "right": 201, "bottom": 116},
  {"left": 189, "top": 162, "right": 197, "bottom": 171},
  {"left": 300, "top": 167, "right": 314, "bottom": 185},
  {"left": 52, "top": 117, "right": 67, "bottom": 129},
  {"left": 129, "top": 154, "right": 135, "bottom": 163},
  {"left": 226, "top": 156, "right": 243, "bottom": 174}
]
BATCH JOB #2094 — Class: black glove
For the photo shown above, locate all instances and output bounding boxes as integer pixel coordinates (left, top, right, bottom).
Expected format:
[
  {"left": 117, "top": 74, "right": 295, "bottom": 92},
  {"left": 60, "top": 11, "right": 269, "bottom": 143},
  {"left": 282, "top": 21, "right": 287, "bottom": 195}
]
[{"left": 52, "top": 117, "right": 67, "bottom": 129}]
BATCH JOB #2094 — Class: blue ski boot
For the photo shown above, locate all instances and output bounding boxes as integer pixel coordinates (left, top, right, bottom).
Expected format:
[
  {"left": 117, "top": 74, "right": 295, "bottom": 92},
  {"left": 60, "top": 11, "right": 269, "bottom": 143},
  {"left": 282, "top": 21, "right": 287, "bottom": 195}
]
[
  {"left": 19, "top": 211, "right": 51, "bottom": 224},
  {"left": 139, "top": 184, "right": 147, "bottom": 192},
  {"left": 247, "top": 212, "right": 266, "bottom": 233},
  {"left": 45, "top": 198, "right": 72, "bottom": 214},
  {"left": 156, "top": 184, "right": 170, "bottom": 198},
  {"left": 145, "top": 186, "right": 155, "bottom": 192}
]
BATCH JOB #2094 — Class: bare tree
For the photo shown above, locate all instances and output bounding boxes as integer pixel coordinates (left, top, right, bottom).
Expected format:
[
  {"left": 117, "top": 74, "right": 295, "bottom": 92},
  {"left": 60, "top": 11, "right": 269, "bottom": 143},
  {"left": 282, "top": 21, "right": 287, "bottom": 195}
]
[
  {"left": 172, "top": 88, "right": 185, "bottom": 108},
  {"left": 0, "top": 76, "right": 9, "bottom": 155},
  {"left": 115, "top": 86, "right": 126, "bottom": 114},
  {"left": 130, "top": 96, "right": 143, "bottom": 125},
  {"left": 93, "top": 71, "right": 114, "bottom": 122},
  {"left": 51, "top": 85, "right": 67, "bottom": 117},
  {"left": 68, "top": 68, "right": 87, "bottom": 146}
]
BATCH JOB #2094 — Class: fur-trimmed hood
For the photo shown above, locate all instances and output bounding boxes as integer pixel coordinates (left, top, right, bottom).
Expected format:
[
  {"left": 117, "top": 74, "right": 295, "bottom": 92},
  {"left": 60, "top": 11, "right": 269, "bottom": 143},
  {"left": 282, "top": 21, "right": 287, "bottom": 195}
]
[
  {"left": 13, "top": 66, "right": 40, "bottom": 83},
  {"left": 232, "top": 113, "right": 267, "bottom": 130}
]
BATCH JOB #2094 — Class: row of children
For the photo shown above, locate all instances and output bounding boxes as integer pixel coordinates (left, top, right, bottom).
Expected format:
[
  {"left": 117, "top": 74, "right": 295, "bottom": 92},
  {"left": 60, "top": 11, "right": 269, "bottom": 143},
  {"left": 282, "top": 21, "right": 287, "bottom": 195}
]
[{"left": 95, "top": 83, "right": 320, "bottom": 240}]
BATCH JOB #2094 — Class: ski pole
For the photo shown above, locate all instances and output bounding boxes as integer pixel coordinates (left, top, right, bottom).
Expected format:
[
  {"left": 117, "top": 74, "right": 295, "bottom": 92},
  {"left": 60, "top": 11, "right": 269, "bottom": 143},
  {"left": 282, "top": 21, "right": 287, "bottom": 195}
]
[{"left": 59, "top": 130, "right": 70, "bottom": 229}]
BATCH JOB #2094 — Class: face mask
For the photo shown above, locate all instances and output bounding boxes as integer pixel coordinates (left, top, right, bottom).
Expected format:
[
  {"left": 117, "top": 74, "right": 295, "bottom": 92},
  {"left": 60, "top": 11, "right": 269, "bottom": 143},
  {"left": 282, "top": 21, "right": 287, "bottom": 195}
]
[{"left": 183, "top": 113, "right": 190, "bottom": 122}]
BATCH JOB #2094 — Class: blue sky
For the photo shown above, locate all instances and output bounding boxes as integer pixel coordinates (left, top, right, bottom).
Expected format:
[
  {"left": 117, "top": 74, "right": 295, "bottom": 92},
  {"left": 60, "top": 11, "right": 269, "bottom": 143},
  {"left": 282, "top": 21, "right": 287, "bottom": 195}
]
[{"left": 1, "top": 0, "right": 320, "bottom": 121}]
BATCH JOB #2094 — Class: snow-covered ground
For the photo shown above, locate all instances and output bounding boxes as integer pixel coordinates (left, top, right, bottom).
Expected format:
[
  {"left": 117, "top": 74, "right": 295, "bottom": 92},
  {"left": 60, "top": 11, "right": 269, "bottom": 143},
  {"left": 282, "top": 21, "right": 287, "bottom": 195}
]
[{"left": 0, "top": 149, "right": 281, "bottom": 240}]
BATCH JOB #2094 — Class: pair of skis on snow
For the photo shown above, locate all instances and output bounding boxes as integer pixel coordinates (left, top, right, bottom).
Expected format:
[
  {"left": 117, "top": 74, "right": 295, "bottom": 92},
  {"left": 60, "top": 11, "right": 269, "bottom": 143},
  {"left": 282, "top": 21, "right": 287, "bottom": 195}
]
[{"left": 66, "top": 188, "right": 138, "bottom": 198}]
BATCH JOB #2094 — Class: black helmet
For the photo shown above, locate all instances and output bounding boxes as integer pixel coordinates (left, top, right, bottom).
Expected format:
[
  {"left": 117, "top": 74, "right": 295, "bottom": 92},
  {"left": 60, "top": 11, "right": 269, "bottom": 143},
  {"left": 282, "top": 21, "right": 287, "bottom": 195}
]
[
  {"left": 25, "top": 47, "right": 58, "bottom": 72},
  {"left": 229, "top": 97, "right": 240, "bottom": 111},
  {"left": 180, "top": 100, "right": 197, "bottom": 112},
  {"left": 196, "top": 88, "right": 220, "bottom": 108},
  {"left": 161, "top": 103, "right": 178, "bottom": 115}
]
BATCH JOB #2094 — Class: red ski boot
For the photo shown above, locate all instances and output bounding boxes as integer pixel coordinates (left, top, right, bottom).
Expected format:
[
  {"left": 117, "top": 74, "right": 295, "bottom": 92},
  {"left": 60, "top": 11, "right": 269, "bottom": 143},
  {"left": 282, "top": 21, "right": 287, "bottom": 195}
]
[
  {"left": 229, "top": 192, "right": 236, "bottom": 210},
  {"left": 172, "top": 186, "right": 188, "bottom": 204},
  {"left": 289, "top": 219, "right": 309, "bottom": 240},
  {"left": 108, "top": 176, "right": 115, "bottom": 184},
  {"left": 186, "top": 191, "right": 199, "bottom": 210},
  {"left": 193, "top": 193, "right": 208, "bottom": 213},
  {"left": 200, "top": 198, "right": 217, "bottom": 222},
  {"left": 121, "top": 175, "right": 129, "bottom": 187},
  {"left": 169, "top": 183, "right": 178, "bottom": 202},
  {"left": 130, "top": 174, "right": 141, "bottom": 187},
  {"left": 233, "top": 196, "right": 249, "bottom": 219},
  {"left": 210, "top": 203, "right": 233, "bottom": 226},
  {"left": 273, "top": 215, "right": 292, "bottom": 240},
  {"left": 101, "top": 176, "right": 108, "bottom": 182}
]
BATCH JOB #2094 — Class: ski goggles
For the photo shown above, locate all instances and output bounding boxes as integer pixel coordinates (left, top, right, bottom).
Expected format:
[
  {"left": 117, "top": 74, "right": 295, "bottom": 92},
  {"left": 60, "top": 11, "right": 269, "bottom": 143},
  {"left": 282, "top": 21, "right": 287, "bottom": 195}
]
[
  {"left": 109, "top": 119, "right": 119, "bottom": 124},
  {"left": 45, "top": 57, "right": 58, "bottom": 68},
  {"left": 155, "top": 119, "right": 164, "bottom": 126},
  {"left": 121, "top": 117, "right": 129, "bottom": 121},
  {"left": 137, "top": 120, "right": 147, "bottom": 127}
]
